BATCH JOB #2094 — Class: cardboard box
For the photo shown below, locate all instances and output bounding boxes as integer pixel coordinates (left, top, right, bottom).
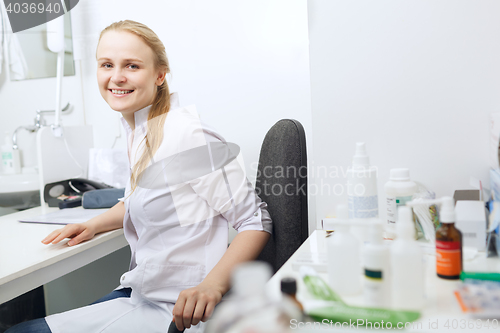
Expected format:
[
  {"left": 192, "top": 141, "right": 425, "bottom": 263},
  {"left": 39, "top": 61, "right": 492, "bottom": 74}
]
[{"left": 455, "top": 200, "right": 487, "bottom": 251}]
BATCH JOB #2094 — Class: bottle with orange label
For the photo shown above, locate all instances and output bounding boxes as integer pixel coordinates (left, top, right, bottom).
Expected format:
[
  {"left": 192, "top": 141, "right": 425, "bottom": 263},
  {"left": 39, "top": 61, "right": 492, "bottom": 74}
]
[{"left": 435, "top": 197, "right": 462, "bottom": 280}]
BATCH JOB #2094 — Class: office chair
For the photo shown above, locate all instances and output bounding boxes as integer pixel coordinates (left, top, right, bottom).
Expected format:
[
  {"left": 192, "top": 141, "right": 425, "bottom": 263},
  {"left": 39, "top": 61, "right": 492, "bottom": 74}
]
[{"left": 256, "top": 119, "right": 308, "bottom": 273}]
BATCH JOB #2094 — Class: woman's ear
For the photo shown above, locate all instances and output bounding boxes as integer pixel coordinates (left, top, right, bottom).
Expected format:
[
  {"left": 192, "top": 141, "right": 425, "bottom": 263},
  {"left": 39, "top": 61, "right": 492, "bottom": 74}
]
[{"left": 156, "top": 70, "right": 167, "bottom": 86}]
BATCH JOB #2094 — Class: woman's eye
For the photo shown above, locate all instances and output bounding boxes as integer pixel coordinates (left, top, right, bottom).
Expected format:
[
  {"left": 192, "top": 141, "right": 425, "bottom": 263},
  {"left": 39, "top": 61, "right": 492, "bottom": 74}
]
[
  {"left": 101, "top": 63, "right": 112, "bottom": 68},
  {"left": 128, "top": 64, "right": 139, "bottom": 69}
]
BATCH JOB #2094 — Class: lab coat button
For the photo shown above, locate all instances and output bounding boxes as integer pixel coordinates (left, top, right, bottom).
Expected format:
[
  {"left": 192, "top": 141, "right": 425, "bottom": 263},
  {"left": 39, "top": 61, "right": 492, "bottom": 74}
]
[{"left": 254, "top": 212, "right": 258, "bottom": 216}]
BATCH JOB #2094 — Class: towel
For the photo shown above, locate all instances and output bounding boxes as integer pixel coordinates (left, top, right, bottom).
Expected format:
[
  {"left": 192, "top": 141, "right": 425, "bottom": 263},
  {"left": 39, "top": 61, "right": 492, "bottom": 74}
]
[
  {"left": 0, "top": 5, "right": 28, "bottom": 80},
  {"left": 7, "top": 32, "right": 28, "bottom": 80}
]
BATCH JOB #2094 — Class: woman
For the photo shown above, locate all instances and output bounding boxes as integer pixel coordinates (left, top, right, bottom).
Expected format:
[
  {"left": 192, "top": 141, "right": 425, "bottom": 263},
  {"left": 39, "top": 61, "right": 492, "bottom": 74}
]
[{"left": 7, "top": 20, "right": 271, "bottom": 333}]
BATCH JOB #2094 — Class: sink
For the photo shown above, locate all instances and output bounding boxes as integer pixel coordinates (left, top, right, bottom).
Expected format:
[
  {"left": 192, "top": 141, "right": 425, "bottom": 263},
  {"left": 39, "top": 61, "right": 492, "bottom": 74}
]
[{"left": 0, "top": 173, "right": 40, "bottom": 209}]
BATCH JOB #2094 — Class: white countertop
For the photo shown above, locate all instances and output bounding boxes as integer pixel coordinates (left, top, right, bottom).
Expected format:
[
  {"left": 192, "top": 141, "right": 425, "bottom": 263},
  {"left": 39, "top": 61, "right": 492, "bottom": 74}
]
[{"left": 0, "top": 206, "right": 128, "bottom": 304}]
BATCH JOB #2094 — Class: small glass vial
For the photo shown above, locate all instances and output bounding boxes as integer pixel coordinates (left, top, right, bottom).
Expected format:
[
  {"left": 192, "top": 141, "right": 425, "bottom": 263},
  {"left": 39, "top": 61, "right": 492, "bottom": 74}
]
[
  {"left": 280, "top": 277, "right": 304, "bottom": 311},
  {"left": 435, "top": 197, "right": 463, "bottom": 280}
]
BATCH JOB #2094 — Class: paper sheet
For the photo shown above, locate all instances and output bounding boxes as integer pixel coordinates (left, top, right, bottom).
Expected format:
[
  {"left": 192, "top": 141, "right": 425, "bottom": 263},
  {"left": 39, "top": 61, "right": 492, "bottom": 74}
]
[{"left": 19, "top": 208, "right": 106, "bottom": 225}]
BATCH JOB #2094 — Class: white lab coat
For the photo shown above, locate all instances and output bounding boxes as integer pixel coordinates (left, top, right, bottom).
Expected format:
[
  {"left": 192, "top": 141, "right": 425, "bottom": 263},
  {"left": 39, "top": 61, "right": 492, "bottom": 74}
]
[{"left": 45, "top": 93, "right": 272, "bottom": 333}]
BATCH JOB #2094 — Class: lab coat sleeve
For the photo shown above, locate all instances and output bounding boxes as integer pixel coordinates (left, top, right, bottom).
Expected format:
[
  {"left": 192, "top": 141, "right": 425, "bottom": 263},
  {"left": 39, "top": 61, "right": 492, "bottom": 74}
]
[{"left": 186, "top": 123, "right": 272, "bottom": 235}]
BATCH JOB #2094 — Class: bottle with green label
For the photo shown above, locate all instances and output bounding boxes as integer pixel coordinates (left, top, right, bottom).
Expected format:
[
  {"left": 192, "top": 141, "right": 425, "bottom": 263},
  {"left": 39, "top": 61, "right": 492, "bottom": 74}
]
[
  {"left": 363, "top": 222, "right": 391, "bottom": 308},
  {"left": 384, "top": 168, "right": 417, "bottom": 238},
  {"left": 1, "top": 132, "right": 21, "bottom": 174}
]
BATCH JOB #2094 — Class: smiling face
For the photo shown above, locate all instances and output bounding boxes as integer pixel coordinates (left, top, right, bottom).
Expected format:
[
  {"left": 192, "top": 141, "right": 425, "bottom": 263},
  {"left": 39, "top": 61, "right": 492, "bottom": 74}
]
[{"left": 96, "top": 30, "right": 166, "bottom": 118}]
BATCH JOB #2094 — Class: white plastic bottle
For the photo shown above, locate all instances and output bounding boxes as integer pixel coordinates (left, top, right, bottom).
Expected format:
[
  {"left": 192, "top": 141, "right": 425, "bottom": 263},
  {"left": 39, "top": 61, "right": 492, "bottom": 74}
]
[
  {"left": 1, "top": 132, "right": 21, "bottom": 174},
  {"left": 363, "top": 221, "right": 391, "bottom": 308},
  {"left": 325, "top": 204, "right": 361, "bottom": 296},
  {"left": 346, "top": 143, "right": 378, "bottom": 219},
  {"left": 206, "top": 262, "right": 301, "bottom": 333},
  {"left": 391, "top": 206, "right": 424, "bottom": 310},
  {"left": 384, "top": 168, "right": 417, "bottom": 236}
]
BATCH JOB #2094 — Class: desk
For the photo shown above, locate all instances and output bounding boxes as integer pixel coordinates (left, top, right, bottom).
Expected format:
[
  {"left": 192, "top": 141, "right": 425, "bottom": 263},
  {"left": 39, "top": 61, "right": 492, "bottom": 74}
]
[
  {"left": 0, "top": 206, "right": 128, "bottom": 304},
  {"left": 268, "top": 230, "right": 500, "bottom": 332}
]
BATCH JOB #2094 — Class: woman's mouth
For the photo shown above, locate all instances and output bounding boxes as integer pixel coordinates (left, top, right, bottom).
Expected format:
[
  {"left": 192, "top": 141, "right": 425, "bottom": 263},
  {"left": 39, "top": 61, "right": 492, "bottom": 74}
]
[{"left": 109, "top": 89, "right": 134, "bottom": 95}]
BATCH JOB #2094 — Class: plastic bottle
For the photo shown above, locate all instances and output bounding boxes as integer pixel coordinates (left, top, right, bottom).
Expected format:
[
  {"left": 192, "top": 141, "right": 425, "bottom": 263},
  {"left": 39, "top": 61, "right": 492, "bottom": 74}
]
[
  {"left": 1, "top": 132, "right": 21, "bottom": 174},
  {"left": 435, "top": 197, "right": 462, "bottom": 280},
  {"left": 206, "top": 262, "right": 300, "bottom": 333},
  {"left": 391, "top": 206, "right": 424, "bottom": 310},
  {"left": 363, "top": 221, "right": 391, "bottom": 308},
  {"left": 205, "top": 262, "right": 271, "bottom": 332},
  {"left": 384, "top": 168, "right": 417, "bottom": 236},
  {"left": 346, "top": 143, "right": 378, "bottom": 219},
  {"left": 325, "top": 204, "right": 361, "bottom": 296}
]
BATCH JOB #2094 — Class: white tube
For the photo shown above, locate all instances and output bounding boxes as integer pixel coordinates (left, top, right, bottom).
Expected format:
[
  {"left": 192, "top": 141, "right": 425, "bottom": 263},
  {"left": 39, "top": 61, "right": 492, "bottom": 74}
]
[
  {"left": 47, "top": 15, "right": 65, "bottom": 132},
  {"left": 54, "top": 49, "right": 64, "bottom": 128}
]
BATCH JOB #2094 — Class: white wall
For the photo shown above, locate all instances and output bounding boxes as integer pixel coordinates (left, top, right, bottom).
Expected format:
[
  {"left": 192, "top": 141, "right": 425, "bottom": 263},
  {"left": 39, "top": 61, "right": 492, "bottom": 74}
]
[{"left": 308, "top": 0, "right": 500, "bottom": 227}]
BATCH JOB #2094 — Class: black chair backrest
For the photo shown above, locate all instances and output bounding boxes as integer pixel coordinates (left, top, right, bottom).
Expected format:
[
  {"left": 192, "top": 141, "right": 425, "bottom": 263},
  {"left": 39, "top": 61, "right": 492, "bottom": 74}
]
[{"left": 256, "top": 119, "right": 308, "bottom": 273}]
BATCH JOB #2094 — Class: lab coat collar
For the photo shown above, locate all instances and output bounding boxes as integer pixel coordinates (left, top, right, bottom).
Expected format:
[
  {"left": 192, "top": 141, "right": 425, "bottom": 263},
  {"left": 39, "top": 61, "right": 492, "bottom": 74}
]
[
  {"left": 120, "top": 92, "right": 180, "bottom": 136},
  {"left": 133, "top": 104, "right": 152, "bottom": 129}
]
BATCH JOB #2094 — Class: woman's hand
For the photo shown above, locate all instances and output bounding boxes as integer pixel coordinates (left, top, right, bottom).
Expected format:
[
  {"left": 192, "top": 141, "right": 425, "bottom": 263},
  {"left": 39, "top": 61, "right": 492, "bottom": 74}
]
[
  {"left": 172, "top": 230, "right": 270, "bottom": 330},
  {"left": 172, "top": 281, "right": 223, "bottom": 331},
  {"left": 42, "top": 222, "right": 97, "bottom": 246},
  {"left": 41, "top": 202, "right": 126, "bottom": 246}
]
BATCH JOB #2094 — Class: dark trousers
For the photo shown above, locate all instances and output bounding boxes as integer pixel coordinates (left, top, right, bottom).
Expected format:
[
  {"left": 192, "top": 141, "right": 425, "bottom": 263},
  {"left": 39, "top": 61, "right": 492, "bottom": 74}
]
[{"left": 5, "top": 288, "right": 132, "bottom": 333}]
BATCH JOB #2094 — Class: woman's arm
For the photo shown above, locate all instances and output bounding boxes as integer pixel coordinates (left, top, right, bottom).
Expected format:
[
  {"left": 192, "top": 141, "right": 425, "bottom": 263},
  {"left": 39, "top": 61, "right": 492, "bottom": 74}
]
[
  {"left": 172, "top": 229, "right": 270, "bottom": 331},
  {"left": 42, "top": 201, "right": 126, "bottom": 246}
]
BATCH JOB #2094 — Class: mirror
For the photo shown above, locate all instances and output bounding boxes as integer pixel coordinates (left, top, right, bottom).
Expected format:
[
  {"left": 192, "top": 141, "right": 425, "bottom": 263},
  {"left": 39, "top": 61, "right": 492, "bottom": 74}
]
[{"left": 11, "top": 14, "right": 75, "bottom": 81}]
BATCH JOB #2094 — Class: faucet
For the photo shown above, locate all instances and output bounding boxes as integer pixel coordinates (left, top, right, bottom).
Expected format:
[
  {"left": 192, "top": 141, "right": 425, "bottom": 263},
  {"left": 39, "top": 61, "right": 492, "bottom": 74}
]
[
  {"left": 12, "top": 102, "right": 71, "bottom": 150},
  {"left": 12, "top": 125, "right": 37, "bottom": 150}
]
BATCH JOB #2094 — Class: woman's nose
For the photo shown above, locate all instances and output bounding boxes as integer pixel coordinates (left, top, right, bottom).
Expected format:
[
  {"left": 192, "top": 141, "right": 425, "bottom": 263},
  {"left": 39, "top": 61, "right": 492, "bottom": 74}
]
[{"left": 110, "top": 69, "right": 126, "bottom": 84}]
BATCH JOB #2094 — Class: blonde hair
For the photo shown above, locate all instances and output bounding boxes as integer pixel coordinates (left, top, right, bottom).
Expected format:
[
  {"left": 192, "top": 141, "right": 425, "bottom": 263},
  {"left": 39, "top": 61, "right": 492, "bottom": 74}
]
[{"left": 98, "top": 20, "right": 171, "bottom": 193}]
